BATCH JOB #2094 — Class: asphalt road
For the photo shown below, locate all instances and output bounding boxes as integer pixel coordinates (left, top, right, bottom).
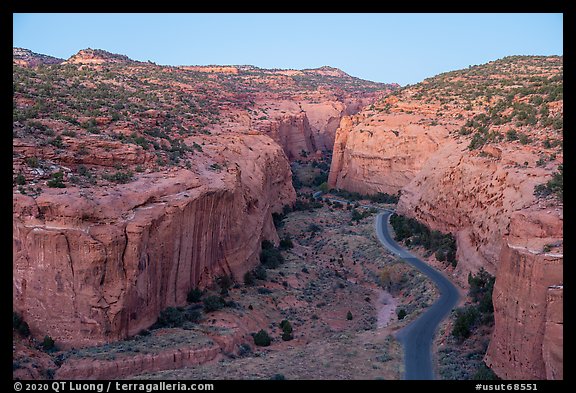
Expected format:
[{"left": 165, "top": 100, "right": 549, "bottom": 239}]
[{"left": 375, "top": 210, "right": 460, "bottom": 380}]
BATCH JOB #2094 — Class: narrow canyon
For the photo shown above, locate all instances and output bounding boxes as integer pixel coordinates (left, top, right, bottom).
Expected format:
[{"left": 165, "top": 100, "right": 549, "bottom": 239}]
[{"left": 13, "top": 49, "right": 562, "bottom": 380}]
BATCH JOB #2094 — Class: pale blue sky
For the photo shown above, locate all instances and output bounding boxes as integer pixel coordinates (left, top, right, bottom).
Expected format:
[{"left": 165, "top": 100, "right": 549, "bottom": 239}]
[{"left": 13, "top": 13, "right": 563, "bottom": 86}]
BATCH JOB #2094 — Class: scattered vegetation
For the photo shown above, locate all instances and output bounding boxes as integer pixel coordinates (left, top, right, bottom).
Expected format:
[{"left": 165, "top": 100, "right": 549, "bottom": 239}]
[
  {"left": 534, "top": 165, "right": 563, "bottom": 202},
  {"left": 102, "top": 170, "right": 134, "bottom": 184},
  {"left": 330, "top": 189, "right": 399, "bottom": 204},
  {"left": 153, "top": 306, "right": 202, "bottom": 329},
  {"left": 260, "top": 240, "right": 285, "bottom": 269},
  {"left": 13, "top": 312, "right": 30, "bottom": 337},
  {"left": 47, "top": 172, "right": 65, "bottom": 188},
  {"left": 42, "top": 336, "right": 56, "bottom": 352},
  {"left": 202, "top": 296, "right": 226, "bottom": 313},
  {"left": 390, "top": 213, "right": 457, "bottom": 267},
  {"left": 253, "top": 329, "right": 272, "bottom": 347},
  {"left": 279, "top": 320, "right": 293, "bottom": 341},
  {"left": 186, "top": 288, "right": 203, "bottom": 303},
  {"left": 452, "top": 268, "right": 495, "bottom": 342}
]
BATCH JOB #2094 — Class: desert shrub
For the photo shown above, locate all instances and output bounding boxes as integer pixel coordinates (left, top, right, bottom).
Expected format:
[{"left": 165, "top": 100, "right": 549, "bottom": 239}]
[
  {"left": 397, "top": 309, "right": 407, "bottom": 320},
  {"left": 156, "top": 307, "right": 186, "bottom": 328},
  {"left": 261, "top": 239, "right": 274, "bottom": 250},
  {"left": 203, "top": 295, "right": 226, "bottom": 313},
  {"left": 15, "top": 173, "right": 26, "bottom": 185},
  {"left": 473, "top": 362, "right": 501, "bottom": 380},
  {"left": 186, "top": 288, "right": 203, "bottom": 303},
  {"left": 435, "top": 249, "right": 447, "bottom": 262},
  {"left": 47, "top": 172, "right": 65, "bottom": 188},
  {"left": 253, "top": 265, "right": 267, "bottom": 280},
  {"left": 280, "top": 320, "right": 293, "bottom": 341},
  {"left": 253, "top": 329, "right": 271, "bottom": 347},
  {"left": 279, "top": 235, "right": 293, "bottom": 250},
  {"left": 25, "top": 157, "right": 39, "bottom": 167},
  {"left": 518, "top": 133, "right": 532, "bottom": 145},
  {"left": 42, "top": 336, "right": 56, "bottom": 352},
  {"left": 534, "top": 165, "right": 563, "bottom": 201},
  {"left": 452, "top": 307, "right": 479, "bottom": 341},
  {"left": 390, "top": 213, "right": 457, "bottom": 266},
  {"left": 13, "top": 312, "right": 30, "bottom": 337},
  {"left": 260, "top": 247, "right": 284, "bottom": 269},
  {"left": 505, "top": 129, "right": 518, "bottom": 141},
  {"left": 102, "top": 170, "right": 133, "bottom": 184},
  {"left": 243, "top": 271, "right": 255, "bottom": 286},
  {"left": 238, "top": 343, "right": 252, "bottom": 357},
  {"left": 216, "top": 275, "right": 233, "bottom": 294},
  {"left": 346, "top": 311, "right": 353, "bottom": 320}
]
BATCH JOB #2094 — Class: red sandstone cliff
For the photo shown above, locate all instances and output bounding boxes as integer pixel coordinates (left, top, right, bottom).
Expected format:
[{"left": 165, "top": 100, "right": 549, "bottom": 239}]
[{"left": 13, "top": 135, "right": 294, "bottom": 348}]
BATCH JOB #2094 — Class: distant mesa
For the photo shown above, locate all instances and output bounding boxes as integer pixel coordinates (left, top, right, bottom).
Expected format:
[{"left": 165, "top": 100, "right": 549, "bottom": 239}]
[
  {"left": 63, "top": 48, "right": 135, "bottom": 65},
  {"left": 303, "top": 66, "right": 351, "bottom": 78},
  {"left": 180, "top": 65, "right": 240, "bottom": 74},
  {"left": 13, "top": 47, "right": 64, "bottom": 67}
]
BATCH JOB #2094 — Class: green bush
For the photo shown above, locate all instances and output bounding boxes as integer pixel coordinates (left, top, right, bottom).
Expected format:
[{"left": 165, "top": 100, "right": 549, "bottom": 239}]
[
  {"left": 346, "top": 311, "right": 353, "bottom": 320},
  {"left": 253, "top": 329, "right": 272, "bottom": 347},
  {"left": 253, "top": 265, "right": 267, "bottom": 280},
  {"left": 186, "top": 288, "right": 203, "bottom": 303},
  {"left": 390, "top": 213, "right": 457, "bottom": 266},
  {"left": 473, "top": 362, "right": 501, "bottom": 380},
  {"left": 452, "top": 307, "right": 479, "bottom": 341},
  {"left": 156, "top": 307, "right": 186, "bottom": 328},
  {"left": 280, "top": 320, "right": 293, "bottom": 341},
  {"left": 47, "top": 172, "right": 65, "bottom": 188},
  {"left": 260, "top": 247, "right": 284, "bottom": 269},
  {"left": 505, "top": 129, "right": 518, "bottom": 141},
  {"left": 534, "top": 165, "right": 563, "bottom": 201},
  {"left": 15, "top": 173, "right": 26, "bottom": 185},
  {"left": 203, "top": 295, "right": 226, "bottom": 313},
  {"left": 42, "top": 336, "right": 56, "bottom": 352},
  {"left": 279, "top": 235, "right": 293, "bottom": 250},
  {"left": 397, "top": 309, "right": 407, "bottom": 320},
  {"left": 243, "top": 271, "right": 255, "bottom": 286},
  {"left": 102, "top": 170, "right": 133, "bottom": 184},
  {"left": 13, "top": 312, "right": 30, "bottom": 337},
  {"left": 216, "top": 275, "right": 233, "bottom": 294}
]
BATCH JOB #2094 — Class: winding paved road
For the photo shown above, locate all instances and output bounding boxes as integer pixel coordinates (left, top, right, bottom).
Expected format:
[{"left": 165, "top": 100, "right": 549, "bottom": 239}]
[{"left": 375, "top": 210, "right": 460, "bottom": 380}]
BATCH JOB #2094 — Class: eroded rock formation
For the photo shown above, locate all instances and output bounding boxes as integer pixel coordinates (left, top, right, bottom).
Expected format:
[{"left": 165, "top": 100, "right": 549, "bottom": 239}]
[{"left": 13, "top": 135, "right": 294, "bottom": 348}]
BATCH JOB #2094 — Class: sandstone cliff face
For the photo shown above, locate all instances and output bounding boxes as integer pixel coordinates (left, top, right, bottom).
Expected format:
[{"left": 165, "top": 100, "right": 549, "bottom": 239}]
[
  {"left": 254, "top": 95, "right": 380, "bottom": 160},
  {"left": 13, "top": 135, "right": 294, "bottom": 348},
  {"left": 484, "top": 210, "right": 563, "bottom": 380},
  {"left": 328, "top": 111, "right": 451, "bottom": 194}
]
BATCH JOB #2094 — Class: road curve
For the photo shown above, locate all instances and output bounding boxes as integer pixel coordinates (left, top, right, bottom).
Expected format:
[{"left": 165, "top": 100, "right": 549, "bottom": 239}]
[{"left": 375, "top": 210, "right": 460, "bottom": 380}]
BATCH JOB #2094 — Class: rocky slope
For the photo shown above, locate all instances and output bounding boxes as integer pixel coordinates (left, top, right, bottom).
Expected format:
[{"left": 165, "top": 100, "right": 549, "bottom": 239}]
[
  {"left": 328, "top": 56, "right": 563, "bottom": 379},
  {"left": 13, "top": 47, "right": 64, "bottom": 67},
  {"left": 13, "top": 48, "right": 394, "bottom": 349}
]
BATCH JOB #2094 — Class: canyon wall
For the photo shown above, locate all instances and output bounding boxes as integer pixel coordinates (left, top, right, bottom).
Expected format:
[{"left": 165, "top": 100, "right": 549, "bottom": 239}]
[
  {"left": 256, "top": 95, "right": 378, "bottom": 160},
  {"left": 13, "top": 135, "right": 295, "bottom": 348},
  {"left": 328, "top": 111, "right": 452, "bottom": 194},
  {"left": 484, "top": 211, "right": 563, "bottom": 380}
]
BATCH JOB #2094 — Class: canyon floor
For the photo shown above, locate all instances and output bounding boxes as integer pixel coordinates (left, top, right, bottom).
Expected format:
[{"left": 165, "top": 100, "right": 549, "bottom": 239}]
[
  {"left": 15, "top": 187, "right": 443, "bottom": 380},
  {"left": 132, "top": 199, "right": 438, "bottom": 380}
]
